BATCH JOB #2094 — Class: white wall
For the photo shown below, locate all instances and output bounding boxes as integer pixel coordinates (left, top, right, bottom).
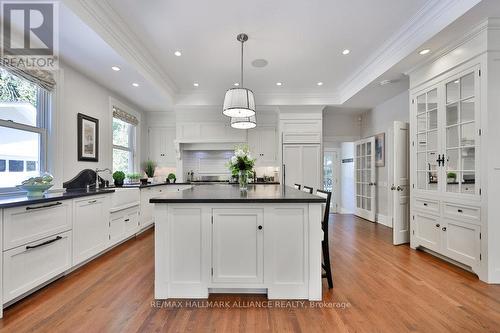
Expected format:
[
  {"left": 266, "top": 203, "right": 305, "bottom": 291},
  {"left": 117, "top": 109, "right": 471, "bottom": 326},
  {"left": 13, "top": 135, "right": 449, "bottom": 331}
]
[
  {"left": 52, "top": 62, "right": 147, "bottom": 187},
  {"left": 360, "top": 90, "right": 409, "bottom": 219},
  {"left": 323, "top": 110, "right": 361, "bottom": 148}
]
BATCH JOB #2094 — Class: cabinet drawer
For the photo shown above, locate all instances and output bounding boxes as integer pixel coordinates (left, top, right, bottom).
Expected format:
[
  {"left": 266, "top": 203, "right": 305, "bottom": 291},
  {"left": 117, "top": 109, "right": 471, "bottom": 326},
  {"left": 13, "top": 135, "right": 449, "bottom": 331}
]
[
  {"left": 443, "top": 202, "right": 480, "bottom": 223},
  {"left": 3, "top": 231, "right": 72, "bottom": 303},
  {"left": 3, "top": 200, "right": 72, "bottom": 251},
  {"left": 414, "top": 198, "right": 439, "bottom": 214}
]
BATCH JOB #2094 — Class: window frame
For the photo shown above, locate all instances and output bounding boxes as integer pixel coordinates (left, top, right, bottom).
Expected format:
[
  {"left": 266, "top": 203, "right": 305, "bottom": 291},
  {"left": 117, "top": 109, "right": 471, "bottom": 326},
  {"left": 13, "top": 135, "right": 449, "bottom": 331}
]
[
  {"left": 0, "top": 119, "right": 47, "bottom": 193},
  {"left": 112, "top": 116, "right": 137, "bottom": 174}
]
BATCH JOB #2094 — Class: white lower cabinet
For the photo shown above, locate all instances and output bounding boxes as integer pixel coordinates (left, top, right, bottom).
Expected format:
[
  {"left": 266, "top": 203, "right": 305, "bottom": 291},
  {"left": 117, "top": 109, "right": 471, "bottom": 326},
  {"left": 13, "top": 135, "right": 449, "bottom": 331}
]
[
  {"left": 212, "top": 209, "right": 264, "bottom": 284},
  {"left": 413, "top": 212, "right": 441, "bottom": 252},
  {"left": 72, "top": 196, "right": 109, "bottom": 266},
  {"left": 412, "top": 196, "right": 481, "bottom": 272},
  {"left": 3, "top": 231, "right": 72, "bottom": 303},
  {"left": 109, "top": 206, "right": 140, "bottom": 246},
  {"left": 441, "top": 219, "right": 481, "bottom": 268}
]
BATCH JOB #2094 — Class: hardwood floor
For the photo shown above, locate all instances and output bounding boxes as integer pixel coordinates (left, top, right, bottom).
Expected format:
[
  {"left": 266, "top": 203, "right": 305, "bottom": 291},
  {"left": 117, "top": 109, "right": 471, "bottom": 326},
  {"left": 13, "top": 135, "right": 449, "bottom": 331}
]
[{"left": 1, "top": 214, "right": 500, "bottom": 332}]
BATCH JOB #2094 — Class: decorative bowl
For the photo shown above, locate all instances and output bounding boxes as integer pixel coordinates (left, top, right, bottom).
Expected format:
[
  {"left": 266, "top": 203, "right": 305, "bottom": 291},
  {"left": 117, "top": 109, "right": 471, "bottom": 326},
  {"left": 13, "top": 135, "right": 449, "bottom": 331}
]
[{"left": 17, "top": 183, "right": 54, "bottom": 197}]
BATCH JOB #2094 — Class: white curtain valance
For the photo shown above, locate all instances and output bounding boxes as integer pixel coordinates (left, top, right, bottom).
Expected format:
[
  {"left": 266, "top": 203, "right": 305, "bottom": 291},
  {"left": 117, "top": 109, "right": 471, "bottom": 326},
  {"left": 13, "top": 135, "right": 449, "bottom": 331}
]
[
  {"left": 113, "top": 106, "right": 139, "bottom": 126},
  {"left": 1, "top": 62, "right": 56, "bottom": 91}
]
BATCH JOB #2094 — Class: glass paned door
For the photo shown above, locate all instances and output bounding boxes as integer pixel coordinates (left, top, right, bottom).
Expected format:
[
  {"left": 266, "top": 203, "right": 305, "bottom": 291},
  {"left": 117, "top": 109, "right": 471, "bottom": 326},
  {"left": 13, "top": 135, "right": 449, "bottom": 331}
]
[
  {"left": 415, "top": 88, "right": 440, "bottom": 191},
  {"left": 445, "top": 72, "right": 477, "bottom": 195},
  {"left": 323, "top": 149, "right": 338, "bottom": 212},
  {"left": 354, "top": 137, "right": 376, "bottom": 222}
]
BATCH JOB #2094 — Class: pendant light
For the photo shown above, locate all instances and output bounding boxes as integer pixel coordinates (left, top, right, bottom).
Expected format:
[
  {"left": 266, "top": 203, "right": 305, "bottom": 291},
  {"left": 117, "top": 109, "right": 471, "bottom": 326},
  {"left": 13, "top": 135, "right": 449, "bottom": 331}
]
[
  {"left": 223, "top": 33, "right": 256, "bottom": 120},
  {"left": 231, "top": 115, "right": 256, "bottom": 129}
]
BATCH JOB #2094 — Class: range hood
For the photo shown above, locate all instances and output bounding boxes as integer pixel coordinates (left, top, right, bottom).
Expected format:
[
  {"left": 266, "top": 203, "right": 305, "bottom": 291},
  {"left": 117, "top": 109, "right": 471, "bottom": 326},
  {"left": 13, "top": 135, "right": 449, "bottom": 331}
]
[{"left": 178, "top": 141, "right": 243, "bottom": 151}]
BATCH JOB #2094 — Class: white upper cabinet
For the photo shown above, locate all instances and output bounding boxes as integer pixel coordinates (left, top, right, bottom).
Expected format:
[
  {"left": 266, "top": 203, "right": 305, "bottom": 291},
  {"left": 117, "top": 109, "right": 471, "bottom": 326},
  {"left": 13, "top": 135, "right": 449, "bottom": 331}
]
[
  {"left": 281, "top": 119, "right": 322, "bottom": 144},
  {"left": 247, "top": 126, "right": 277, "bottom": 166},
  {"left": 412, "top": 67, "right": 480, "bottom": 198},
  {"left": 149, "top": 127, "right": 176, "bottom": 167},
  {"left": 176, "top": 122, "right": 246, "bottom": 142}
]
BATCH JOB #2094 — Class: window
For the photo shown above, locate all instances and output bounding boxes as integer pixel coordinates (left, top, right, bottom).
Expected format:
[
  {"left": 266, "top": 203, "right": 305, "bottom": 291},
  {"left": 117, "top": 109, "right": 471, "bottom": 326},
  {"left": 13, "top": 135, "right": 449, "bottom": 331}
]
[
  {"left": 112, "top": 115, "right": 136, "bottom": 173},
  {"left": 0, "top": 68, "right": 49, "bottom": 188}
]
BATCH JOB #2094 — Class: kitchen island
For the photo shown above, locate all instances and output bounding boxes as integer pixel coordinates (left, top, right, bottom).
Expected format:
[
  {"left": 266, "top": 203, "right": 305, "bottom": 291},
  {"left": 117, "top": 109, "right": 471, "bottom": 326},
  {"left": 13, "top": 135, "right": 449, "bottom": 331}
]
[{"left": 151, "top": 184, "right": 325, "bottom": 300}]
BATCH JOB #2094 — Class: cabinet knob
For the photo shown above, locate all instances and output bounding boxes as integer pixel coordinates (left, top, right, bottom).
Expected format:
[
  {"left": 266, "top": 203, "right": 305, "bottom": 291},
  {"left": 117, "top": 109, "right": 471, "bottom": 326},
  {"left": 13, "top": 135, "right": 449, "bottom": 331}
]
[
  {"left": 442, "top": 227, "right": 447, "bottom": 231},
  {"left": 258, "top": 225, "right": 263, "bottom": 230},
  {"left": 436, "top": 224, "right": 440, "bottom": 228}
]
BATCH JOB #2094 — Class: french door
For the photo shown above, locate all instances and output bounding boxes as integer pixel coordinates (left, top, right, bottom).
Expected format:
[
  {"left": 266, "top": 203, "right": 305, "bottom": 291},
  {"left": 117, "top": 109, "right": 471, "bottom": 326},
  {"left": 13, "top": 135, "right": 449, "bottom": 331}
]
[{"left": 354, "top": 137, "right": 376, "bottom": 222}]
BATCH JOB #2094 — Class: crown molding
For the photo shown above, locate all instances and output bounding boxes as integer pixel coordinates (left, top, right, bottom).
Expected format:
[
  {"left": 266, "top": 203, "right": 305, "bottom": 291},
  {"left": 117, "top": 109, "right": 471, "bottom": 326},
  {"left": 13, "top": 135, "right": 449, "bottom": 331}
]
[
  {"left": 175, "top": 91, "right": 341, "bottom": 106},
  {"left": 338, "top": 0, "right": 482, "bottom": 104},
  {"left": 62, "top": 0, "right": 178, "bottom": 100}
]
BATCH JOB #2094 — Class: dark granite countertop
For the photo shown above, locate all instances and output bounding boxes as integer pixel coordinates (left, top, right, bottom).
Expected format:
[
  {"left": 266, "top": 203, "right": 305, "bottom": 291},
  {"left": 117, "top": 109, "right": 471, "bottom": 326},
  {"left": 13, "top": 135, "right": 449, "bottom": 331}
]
[
  {"left": 0, "top": 188, "right": 115, "bottom": 209},
  {"left": 117, "top": 181, "right": 279, "bottom": 189},
  {"left": 149, "top": 184, "right": 324, "bottom": 203}
]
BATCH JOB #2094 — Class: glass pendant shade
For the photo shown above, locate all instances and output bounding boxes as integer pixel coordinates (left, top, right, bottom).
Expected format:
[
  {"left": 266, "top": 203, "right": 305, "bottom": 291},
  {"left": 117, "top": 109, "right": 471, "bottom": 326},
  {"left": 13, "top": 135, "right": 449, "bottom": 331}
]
[
  {"left": 231, "top": 115, "right": 257, "bottom": 129},
  {"left": 223, "top": 88, "right": 256, "bottom": 117}
]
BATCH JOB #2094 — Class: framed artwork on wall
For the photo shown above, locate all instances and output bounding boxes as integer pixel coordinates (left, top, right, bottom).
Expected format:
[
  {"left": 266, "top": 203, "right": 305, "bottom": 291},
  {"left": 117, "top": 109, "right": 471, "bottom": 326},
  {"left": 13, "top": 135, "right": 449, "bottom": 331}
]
[
  {"left": 375, "top": 132, "right": 385, "bottom": 167},
  {"left": 77, "top": 113, "right": 99, "bottom": 162}
]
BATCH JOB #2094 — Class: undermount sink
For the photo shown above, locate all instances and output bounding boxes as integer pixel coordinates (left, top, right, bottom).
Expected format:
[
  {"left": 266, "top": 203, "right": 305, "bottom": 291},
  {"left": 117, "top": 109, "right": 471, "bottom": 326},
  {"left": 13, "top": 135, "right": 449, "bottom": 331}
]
[{"left": 110, "top": 187, "right": 140, "bottom": 211}]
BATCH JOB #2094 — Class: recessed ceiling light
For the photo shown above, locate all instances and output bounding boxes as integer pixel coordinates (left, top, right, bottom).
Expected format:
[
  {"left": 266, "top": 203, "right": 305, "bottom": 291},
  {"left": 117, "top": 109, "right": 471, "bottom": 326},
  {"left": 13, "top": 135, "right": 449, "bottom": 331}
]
[
  {"left": 342, "top": 49, "right": 350, "bottom": 55},
  {"left": 379, "top": 79, "right": 392, "bottom": 86},
  {"left": 276, "top": 82, "right": 282, "bottom": 86},
  {"left": 419, "top": 49, "right": 430, "bottom": 55},
  {"left": 317, "top": 82, "right": 323, "bottom": 86},
  {"left": 234, "top": 82, "right": 240, "bottom": 86},
  {"left": 111, "top": 66, "right": 120, "bottom": 71},
  {"left": 454, "top": 80, "right": 459, "bottom": 84},
  {"left": 132, "top": 83, "right": 139, "bottom": 87},
  {"left": 174, "top": 50, "right": 182, "bottom": 57},
  {"left": 193, "top": 82, "right": 199, "bottom": 87}
]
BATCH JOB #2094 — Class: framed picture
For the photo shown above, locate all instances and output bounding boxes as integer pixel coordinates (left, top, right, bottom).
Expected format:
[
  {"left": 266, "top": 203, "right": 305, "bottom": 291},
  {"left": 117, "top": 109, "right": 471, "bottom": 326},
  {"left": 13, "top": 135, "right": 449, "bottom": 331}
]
[
  {"left": 77, "top": 113, "right": 99, "bottom": 162},
  {"left": 375, "top": 133, "right": 385, "bottom": 167}
]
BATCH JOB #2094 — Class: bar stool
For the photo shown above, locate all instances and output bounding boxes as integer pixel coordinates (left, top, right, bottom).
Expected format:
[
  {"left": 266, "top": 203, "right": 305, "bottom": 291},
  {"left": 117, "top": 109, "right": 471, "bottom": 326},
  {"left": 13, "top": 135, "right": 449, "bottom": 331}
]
[
  {"left": 294, "top": 184, "right": 301, "bottom": 190},
  {"left": 302, "top": 186, "right": 313, "bottom": 194},
  {"left": 316, "top": 189, "right": 333, "bottom": 289}
]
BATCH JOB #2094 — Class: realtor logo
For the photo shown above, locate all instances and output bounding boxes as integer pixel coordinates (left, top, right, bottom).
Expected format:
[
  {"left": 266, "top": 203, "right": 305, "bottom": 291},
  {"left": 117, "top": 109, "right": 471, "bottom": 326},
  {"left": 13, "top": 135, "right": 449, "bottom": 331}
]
[{"left": 1, "top": 1, "right": 59, "bottom": 69}]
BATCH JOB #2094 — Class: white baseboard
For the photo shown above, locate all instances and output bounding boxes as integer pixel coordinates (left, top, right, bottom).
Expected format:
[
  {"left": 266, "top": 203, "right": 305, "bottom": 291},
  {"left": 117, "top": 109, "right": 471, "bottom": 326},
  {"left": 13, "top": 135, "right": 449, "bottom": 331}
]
[{"left": 376, "top": 214, "right": 392, "bottom": 228}]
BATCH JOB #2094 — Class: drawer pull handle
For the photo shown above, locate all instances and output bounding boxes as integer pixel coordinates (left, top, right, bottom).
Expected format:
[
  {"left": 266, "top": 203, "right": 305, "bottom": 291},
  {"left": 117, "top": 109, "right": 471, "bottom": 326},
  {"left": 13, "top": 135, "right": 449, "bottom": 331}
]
[
  {"left": 26, "top": 236, "right": 62, "bottom": 250},
  {"left": 88, "top": 199, "right": 97, "bottom": 204},
  {"left": 457, "top": 209, "right": 463, "bottom": 213},
  {"left": 124, "top": 219, "right": 130, "bottom": 222},
  {"left": 423, "top": 203, "right": 428, "bottom": 206},
  {"left": 26, "top": 201, "right": 62, "bottom": 210}
]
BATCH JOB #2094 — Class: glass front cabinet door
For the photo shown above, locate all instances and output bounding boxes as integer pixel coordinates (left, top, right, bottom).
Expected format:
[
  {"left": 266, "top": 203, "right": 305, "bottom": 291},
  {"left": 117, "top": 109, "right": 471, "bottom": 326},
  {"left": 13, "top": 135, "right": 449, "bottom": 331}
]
[{"left": 412, "top": 67, "right": 480, "bottom": 198}]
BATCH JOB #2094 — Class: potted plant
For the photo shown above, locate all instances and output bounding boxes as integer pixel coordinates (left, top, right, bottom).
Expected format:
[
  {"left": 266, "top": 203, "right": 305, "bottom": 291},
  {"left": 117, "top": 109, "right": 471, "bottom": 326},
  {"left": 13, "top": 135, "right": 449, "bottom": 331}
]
[
  {"left": 143, "top": 160, "right": 156, "bottom": 183},
  {"left": 113, "top": 171, "right": 125, "bottom": 187},
  {"left": 227, "top": 144, "right": 256, "bottom": 191},
  {"left": 166, "top": 173, "right": 176, "bottom": 183},
  {"left": 127, "top": 173, "right": 142, "bottom": 184},
  {"left": 447, "top": 172, "right": 457, "bottom": 183}
]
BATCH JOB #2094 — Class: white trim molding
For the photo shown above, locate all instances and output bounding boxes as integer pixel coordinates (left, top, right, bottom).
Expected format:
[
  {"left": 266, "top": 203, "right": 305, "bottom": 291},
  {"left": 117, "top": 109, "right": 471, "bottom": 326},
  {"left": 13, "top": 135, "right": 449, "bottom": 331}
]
[{"left": 338, "top": 0, "right": 482, "bottom": 104}]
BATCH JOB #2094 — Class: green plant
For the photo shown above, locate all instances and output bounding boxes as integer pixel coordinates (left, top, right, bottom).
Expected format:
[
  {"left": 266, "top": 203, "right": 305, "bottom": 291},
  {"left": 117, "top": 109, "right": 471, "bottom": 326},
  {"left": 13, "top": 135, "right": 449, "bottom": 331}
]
[
  {"left": 226, "top": 144, "right": 256, "bottom": 176},
  {"left": 447, "top": 172, "right": 457, "bottom": 179},
  {"left": 167, "top": 173, "right": 176, "bottom": 180},
  {"left": 112, "top": 171, "right": 126, "bottom": 181},
  {"left": 127, "top": 173, "right": 142, "bottom": 180},
  {"left": 143, "top": 160, "right": 156, "bottom": 178}
]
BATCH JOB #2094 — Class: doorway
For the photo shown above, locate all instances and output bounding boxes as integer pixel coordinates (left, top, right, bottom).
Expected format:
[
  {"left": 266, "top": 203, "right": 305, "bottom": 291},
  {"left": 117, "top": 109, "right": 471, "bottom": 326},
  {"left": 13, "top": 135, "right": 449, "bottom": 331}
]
[{"left": 323, "top": 148, "right": 339, "bottom": 213}]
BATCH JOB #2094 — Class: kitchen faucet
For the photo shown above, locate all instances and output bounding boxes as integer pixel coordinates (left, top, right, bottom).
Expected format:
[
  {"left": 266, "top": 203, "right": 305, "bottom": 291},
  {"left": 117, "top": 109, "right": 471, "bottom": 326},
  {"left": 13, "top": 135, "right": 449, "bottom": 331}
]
[{"left": 90, "top": 168, "right": 112, "bottom": 189}]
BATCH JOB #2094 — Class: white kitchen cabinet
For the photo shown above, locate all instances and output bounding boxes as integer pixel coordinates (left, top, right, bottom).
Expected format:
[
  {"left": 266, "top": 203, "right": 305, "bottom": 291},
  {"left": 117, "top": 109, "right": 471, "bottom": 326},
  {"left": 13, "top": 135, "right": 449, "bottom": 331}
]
[
  {"left": 409, "top": 51, "right": 485, "bottom": 277},
  {"left": 283, "top": 144, "right": 321, "bottom": 189},
  {"left": 176, "top": 122, "right": 246, "bottom": 142},
  {"left": 72, "top": 196, "right": 109, "bottom": 266},
  {"left": 212, "top": 209, "right": 264, "bottom": 284},
  {"left": 109, "top": 206, "right": 140, "bottom": 246},
  {"left": 140, "top": 185, "right": 191, "bottom": 228},
  {"left": 248, "top": 126, "right": 277, "bottom": 166},
  {"left": 413, "top": 212, "right": 441, "bottom": 252},
  {"left": 3, "top": 201, "right": 72, "bottom": 251},
  {"left": 281, "top": 119, "right": 322, "bottom": 144},
  {"left": 149, "top": 127, "right": 176, "bottom": 167},
  {"left": 3, "top": 231, "right": 72, "bottom": 303}
]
